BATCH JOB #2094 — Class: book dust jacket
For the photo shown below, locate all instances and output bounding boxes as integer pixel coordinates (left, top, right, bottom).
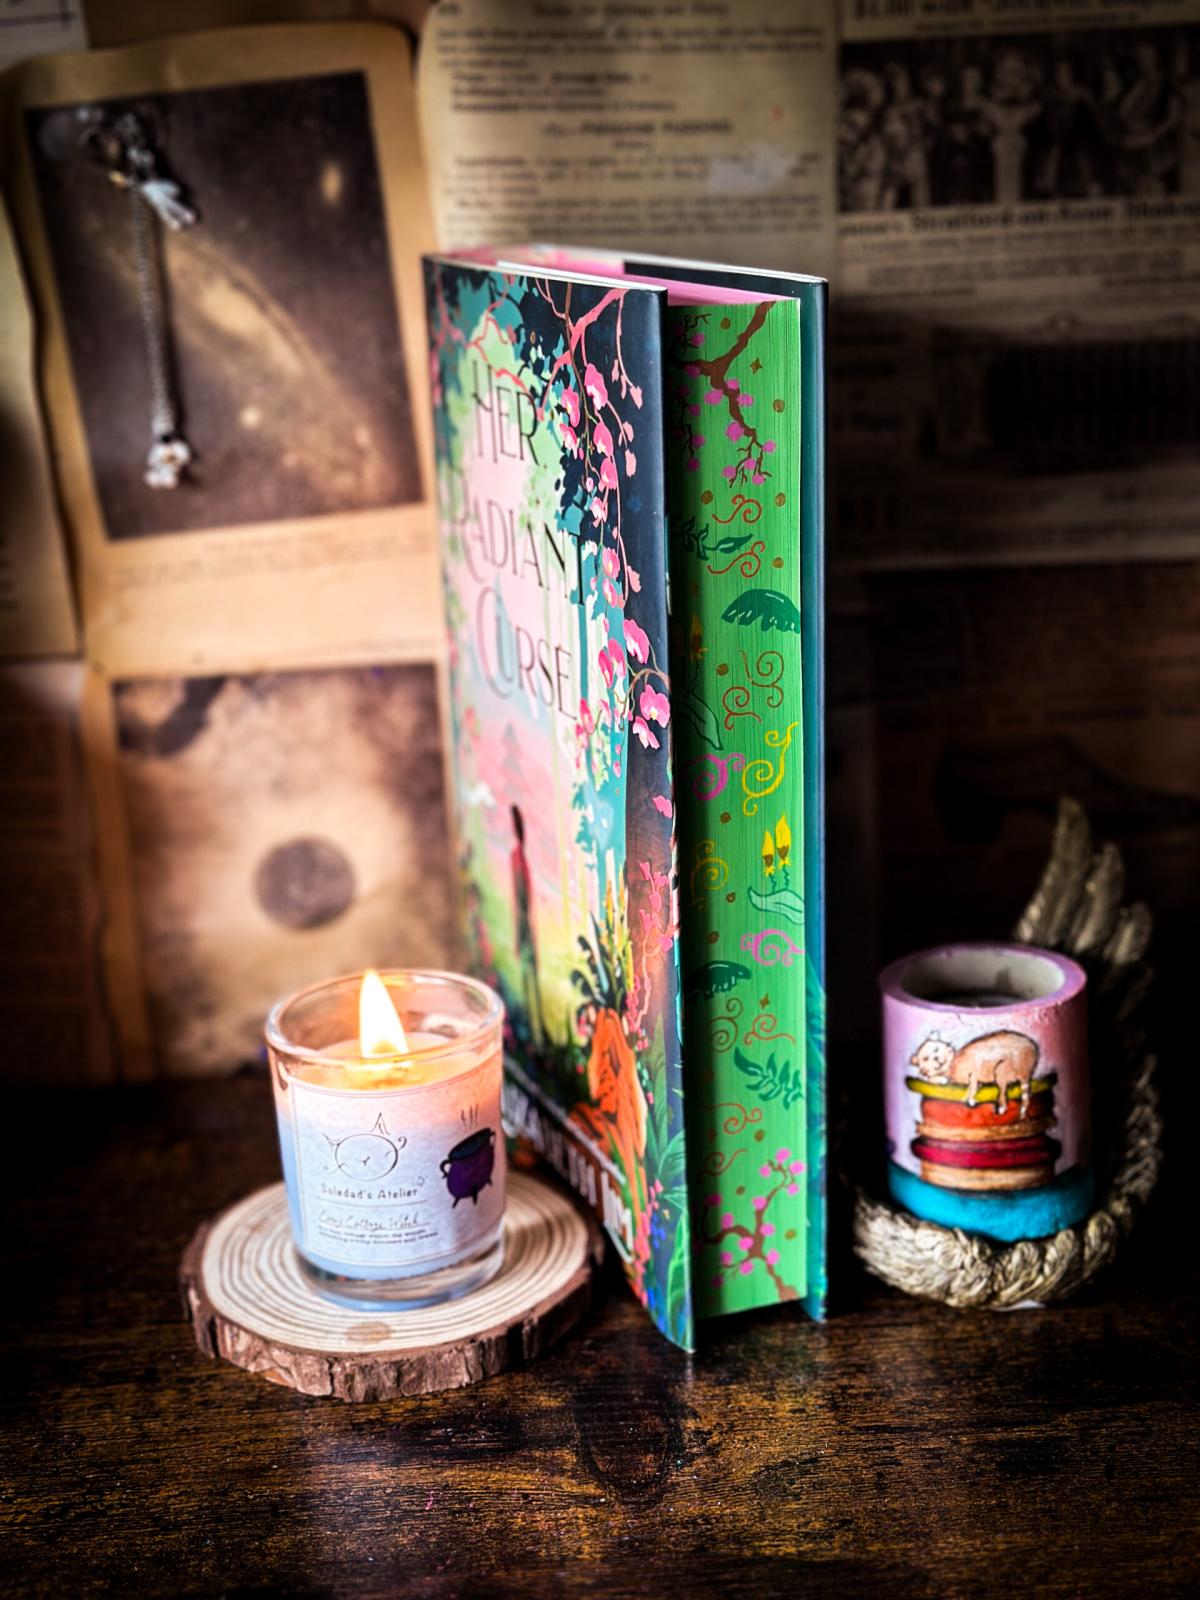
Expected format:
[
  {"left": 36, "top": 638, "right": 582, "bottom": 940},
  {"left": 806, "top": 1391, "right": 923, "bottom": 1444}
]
[{"left": 424, "top": 260, "right": 695, "bottom": 1347}]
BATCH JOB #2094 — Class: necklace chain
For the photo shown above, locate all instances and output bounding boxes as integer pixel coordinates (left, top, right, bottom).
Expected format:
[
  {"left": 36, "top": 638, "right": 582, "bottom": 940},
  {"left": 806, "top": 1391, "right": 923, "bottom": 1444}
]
[
  {"left": 88, "top": 111, "right": 197, "bottom": 490},
  {"left": 129, "top": 183, "right": 177, "bottom": 444}
]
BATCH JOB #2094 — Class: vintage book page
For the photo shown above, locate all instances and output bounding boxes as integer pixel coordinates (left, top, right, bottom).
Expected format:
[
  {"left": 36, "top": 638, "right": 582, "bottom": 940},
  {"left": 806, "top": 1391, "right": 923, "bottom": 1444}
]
[
  {"left": 4, "top": 24, "right": 441, "bottom": 676},
  {"left": 835, "top": 0, "right": 1200, "bottom": 567},
  {"left": 79, "top": 665, "right": 155, "bottom": 1080},
  {"left": 81, "top": 0, "right": 430, "bottom": 48},
  {"left": 0, "top": 662, "right": 144, "bottom": 1083},
  {"left": 0, "top": 197, "right": 77, "bottom": 659},
  {"left": 418, "top": 0, "right": 837, "bottom": 278},
  {"left": 0, "top": 1, "right": 85, "bottom": 69},
  {"left": 85, "top": 659, "right": 455, "bottom": 1078}
]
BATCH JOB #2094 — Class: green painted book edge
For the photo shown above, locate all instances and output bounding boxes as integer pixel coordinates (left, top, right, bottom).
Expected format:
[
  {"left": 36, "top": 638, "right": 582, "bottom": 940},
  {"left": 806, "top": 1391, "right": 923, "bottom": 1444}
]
[
  {"left": 801, "top": 282, "right": 827, "bottom": 1323},
  {"left": 616, "top": 253, "right": 828, "bottom": 1322},
  {"left": 665, "top": 297, "right": 811, "bottom": 1318}
]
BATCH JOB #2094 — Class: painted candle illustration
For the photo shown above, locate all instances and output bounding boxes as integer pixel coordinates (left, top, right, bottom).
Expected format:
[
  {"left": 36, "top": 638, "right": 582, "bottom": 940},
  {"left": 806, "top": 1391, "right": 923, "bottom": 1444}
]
[
  {"left": 906, "top": 1028, "right": 1060, "bottom": 1192},
  {"left": 881, "top": 943, "right": 1092, "bottom": 1238}
]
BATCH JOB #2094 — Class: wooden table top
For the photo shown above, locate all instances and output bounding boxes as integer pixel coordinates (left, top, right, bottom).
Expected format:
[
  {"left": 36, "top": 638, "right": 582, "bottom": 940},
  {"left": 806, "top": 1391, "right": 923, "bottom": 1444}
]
[{"left": 2, "top": 1072, "right": 1195, "bottom": 1599}]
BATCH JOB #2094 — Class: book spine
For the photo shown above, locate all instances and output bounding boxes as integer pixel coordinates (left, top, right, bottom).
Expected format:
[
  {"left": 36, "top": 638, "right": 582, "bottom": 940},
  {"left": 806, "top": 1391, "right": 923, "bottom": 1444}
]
[{"left": 665, "top": 298, "right": 811, "bottom": 1318}]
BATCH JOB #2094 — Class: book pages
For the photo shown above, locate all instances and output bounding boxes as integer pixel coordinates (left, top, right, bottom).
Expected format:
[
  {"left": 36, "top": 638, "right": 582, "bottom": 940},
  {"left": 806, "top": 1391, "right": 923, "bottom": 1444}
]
[
  {"left": 5, "top": 24, "right": 441, "bottom": 677},
  {"left": 0, "top": 661, "right": 131, "bottom": 1084},
  {"left": 82, "top": 1, "right": 430, "bottom": 50},
  {"left": 418, "top": 0, "right": 837, "bottom": 279},
  {"left": 0, "top": 196, "right": 78, "bottom": 659},
  {"left": 1, "top": 24, "right": 456, "bottom": 1081},
  {"left": 89, "top": 662, "right": 455, "bottom": 1079},
  {"left": 0, "top": 2, "right": 85, "bottom": 70},
  {"left": 663, "top": 296, "right": 812, "bottom": 1318}
]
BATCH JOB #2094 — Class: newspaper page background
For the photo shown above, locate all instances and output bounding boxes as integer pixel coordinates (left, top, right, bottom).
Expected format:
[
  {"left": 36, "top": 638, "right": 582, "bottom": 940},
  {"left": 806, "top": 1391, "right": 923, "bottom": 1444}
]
[
  {"left": 836, "top": 0, "right": 1200, "bottom": 568},
  {"left": 5, "top": 25, "right": 442, "bottom": 678},
  {"left": 0, "top": 196, "right": 77, "bottom": 659},
  {"left": 834, "top": 0, "right": 1200, "bottom": 1068},
  {"left": 413, "top": 0, "right": 1200, "bottom": 1047},
  {"left": 418, "top": 0, "right": 837, "bottom": 277}
]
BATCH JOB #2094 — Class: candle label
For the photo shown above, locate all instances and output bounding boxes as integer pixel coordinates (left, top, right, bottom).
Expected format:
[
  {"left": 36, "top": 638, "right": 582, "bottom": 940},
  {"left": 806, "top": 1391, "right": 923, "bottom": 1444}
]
[{"left": 281, "top": 1067, "right": 505, "bottom": 1274}]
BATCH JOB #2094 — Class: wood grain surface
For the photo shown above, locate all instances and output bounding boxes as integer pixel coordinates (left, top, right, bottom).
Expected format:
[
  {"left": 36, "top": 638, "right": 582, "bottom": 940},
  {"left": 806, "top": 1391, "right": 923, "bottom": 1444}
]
[
  {"left": 181, "top": 1175, "right": 602, "bottom": 1400},
  {"left": 2, "top": 1072, "right": 1196, "bottom": 1599}
]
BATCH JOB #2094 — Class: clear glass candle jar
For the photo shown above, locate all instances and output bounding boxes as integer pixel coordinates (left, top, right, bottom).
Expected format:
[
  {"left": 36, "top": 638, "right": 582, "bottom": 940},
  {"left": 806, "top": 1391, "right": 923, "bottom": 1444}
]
[{"left": 266, "top": 969, "right": 506, "bottom": 1309}]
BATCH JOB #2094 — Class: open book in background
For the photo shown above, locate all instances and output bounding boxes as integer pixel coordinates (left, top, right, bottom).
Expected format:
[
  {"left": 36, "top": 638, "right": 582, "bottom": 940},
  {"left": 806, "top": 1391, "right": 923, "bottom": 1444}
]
[
  {"left": 0, "top": 23, "right": 454, "bottom": 1082},
  {"left": 425, "top": 246, "right": 826, "bottom": 1346}
]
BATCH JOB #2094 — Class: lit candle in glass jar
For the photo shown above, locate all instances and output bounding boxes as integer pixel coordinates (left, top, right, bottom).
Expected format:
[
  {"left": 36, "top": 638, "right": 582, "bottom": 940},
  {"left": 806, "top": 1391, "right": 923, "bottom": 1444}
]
[{"left": 266, "top": 969, "right": 506, "bottom": 1309}]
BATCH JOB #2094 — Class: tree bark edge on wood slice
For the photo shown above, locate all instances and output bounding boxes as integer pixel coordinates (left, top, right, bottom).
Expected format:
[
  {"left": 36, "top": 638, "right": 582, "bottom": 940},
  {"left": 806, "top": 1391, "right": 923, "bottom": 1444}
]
[{"left": 179, "top": 1173, "right": 604, "bottom": 1401}]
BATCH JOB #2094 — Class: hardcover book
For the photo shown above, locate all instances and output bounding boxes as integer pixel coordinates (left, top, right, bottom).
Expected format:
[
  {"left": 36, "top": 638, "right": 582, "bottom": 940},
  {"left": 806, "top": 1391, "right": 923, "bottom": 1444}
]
[{"left": 424, "top": 248, "right": 826, "bottom": 1348}]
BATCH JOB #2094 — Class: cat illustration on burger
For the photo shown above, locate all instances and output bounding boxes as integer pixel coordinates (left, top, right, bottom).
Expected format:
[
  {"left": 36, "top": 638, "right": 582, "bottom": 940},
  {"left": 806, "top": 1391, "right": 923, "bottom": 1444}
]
[{"left": 910, "top": 1028, "right": 1041, "bottom": 1115}]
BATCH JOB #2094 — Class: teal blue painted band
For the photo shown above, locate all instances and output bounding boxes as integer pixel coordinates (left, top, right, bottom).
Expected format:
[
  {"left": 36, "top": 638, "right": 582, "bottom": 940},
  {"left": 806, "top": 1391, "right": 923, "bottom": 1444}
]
[{"left": 887, "top": 1161, "right": 1094, "bottom": 1243}]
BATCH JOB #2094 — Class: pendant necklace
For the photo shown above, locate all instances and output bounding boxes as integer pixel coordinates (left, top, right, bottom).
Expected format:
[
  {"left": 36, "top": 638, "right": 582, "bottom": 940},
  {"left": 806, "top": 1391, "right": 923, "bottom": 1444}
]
[{"left": 84, "top": 111, "right": 197, "bottom": 490}]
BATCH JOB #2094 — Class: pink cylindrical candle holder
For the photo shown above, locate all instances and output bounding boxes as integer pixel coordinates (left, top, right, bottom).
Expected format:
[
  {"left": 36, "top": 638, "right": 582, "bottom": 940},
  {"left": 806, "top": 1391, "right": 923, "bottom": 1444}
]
[{"left": 880, "top": 942, "right": 1091, "bottom": 1242}]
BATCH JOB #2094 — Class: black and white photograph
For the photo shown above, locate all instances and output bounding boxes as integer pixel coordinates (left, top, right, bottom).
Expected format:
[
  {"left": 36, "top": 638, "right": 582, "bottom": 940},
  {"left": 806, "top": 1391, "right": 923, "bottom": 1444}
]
[
  {"left": 28, "top": 71, "right": 421, "bottom": 539},
  {"left": 839, "top": 26, "right": 1199, "bottom": 211}
]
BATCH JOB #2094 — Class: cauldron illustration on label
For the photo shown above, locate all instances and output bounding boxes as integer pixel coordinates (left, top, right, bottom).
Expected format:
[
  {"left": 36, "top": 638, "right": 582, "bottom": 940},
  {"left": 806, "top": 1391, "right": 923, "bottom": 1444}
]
[{"left": 440, "top": 1127, "right": 496, "bottom": 1206}]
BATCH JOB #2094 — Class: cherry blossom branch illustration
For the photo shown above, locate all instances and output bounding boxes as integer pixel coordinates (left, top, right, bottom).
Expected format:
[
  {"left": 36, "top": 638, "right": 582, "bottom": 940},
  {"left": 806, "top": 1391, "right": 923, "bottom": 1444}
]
[
  {"left": 670, "top": 305, "right": 776, "bottom": 490},
  {"left": 699, "top": 1147, "right": 806, "bottom": 1301},
  {"left": 532, "top": 281, "right": 641, "bottom": 608}
]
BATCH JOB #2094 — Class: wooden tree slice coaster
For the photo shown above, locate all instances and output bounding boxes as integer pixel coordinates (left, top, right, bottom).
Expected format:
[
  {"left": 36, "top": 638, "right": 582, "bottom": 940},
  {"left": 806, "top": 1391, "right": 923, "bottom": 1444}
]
[{"left": 180, "top": 1171, "right": 603, "bottom": 1401}]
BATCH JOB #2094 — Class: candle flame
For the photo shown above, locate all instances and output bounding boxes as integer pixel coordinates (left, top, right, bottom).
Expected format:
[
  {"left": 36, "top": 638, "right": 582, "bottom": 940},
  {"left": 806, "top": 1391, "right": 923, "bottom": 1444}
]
[{"left": 358, "top": 969, "right": 410, "bottom": 1058}]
